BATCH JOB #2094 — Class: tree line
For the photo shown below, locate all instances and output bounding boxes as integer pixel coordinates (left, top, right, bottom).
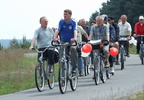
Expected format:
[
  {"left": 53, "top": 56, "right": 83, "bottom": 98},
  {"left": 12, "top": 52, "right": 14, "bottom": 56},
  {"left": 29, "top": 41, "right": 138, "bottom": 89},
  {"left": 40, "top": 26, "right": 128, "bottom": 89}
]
[
  {"left": 89, "top": 0, "right": 144, "bottom": 34},
  {"left": 0, "top": 36, "right": 31, "bottom": 50}
]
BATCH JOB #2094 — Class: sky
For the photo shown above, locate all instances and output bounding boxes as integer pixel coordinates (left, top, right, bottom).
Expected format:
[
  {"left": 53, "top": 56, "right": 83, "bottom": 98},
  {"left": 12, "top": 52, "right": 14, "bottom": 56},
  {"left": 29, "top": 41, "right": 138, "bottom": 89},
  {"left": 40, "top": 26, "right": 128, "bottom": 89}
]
[{"left": 0, "top": 0, "right": 107, "bottom": 39}]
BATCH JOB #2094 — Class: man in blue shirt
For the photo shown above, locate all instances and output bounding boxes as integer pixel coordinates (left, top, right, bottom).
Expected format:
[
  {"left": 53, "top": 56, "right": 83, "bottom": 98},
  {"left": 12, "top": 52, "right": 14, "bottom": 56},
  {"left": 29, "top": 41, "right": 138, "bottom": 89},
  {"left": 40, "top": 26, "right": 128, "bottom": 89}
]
[{"left": 53, "top": 9, "right": 78, "bottom": 72}]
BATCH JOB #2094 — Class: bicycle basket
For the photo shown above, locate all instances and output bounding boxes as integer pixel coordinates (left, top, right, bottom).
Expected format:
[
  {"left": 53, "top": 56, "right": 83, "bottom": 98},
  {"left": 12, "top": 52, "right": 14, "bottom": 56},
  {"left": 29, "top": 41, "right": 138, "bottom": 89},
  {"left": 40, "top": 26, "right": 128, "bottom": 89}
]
[
  {"left": 89, "top": 40, "right": 102, "bottom": 50},
  {"left": 54, "top": 48, "right": 59, "bottom": 63}
]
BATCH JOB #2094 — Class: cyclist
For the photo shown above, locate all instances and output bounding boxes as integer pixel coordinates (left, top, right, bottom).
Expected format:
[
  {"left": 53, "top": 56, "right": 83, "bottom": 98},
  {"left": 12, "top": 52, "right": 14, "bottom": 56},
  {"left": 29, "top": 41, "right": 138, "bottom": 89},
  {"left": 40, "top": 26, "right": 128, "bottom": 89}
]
[
  {"left": 133, "top": 16, "right": 144, "bottom": 54},
  {"left": 102, "top": 15, "right": 117, "bottom": 73},
  {"left": 79, "top": 19, "right": 94, "bottom": 67},
  {"left": 77, "top": 25, "right": 89, "bottom": 76},
  {"left": 108, "top": 16, "right": 120, "bottom": 65},
  {"left": 118, "top": 15, "right": 132, "bottom": 57},
  {"left": 53, "top": 9, "right": 78, "bottom": 73},
  {"left": 29, "top": 16, "right": 55, "bottom": 73},
  {"left": 89, "top": 15, "right": 110, "bottom": 68}
]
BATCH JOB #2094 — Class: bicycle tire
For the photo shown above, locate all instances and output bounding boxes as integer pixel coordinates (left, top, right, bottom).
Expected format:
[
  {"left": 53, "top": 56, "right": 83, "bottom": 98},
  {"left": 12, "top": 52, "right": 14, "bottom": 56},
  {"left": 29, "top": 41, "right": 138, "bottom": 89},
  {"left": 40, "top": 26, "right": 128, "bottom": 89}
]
[
  {"left": 47, "top": 65, "right": 55, "bottom": 89},
  {"left": 70, "top": 69, "right": 78, "bottom": 91},
  {"left": 83, "top": 57, "right": 87, "bottom": 76},
  {"left": 140, "top": 47, "right": 144, "bottom": 65},
  {"left": 93, "top": 57, "right": 100, "bottom": 85},
  {"left": 35, "top": 63, "right": 45, "bottom": 92},
  {"left": 87, "top": 56, "right": 91, "bottom": 74},
  {"left": 120, "top": 48, "right": 124, "bottom": 70},
  {"left": 58, "top": 62, "right": 67, "bottom": 94},
  {"left": 100, "top": 59, "right": 106, "bottom": 83}
]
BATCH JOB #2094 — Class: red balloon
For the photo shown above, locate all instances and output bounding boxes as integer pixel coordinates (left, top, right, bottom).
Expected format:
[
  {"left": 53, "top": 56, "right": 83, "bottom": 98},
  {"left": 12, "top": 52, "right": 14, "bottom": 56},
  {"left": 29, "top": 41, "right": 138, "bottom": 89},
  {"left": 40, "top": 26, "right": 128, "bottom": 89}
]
[
  {"left": 81, "top": 44, "right": 92, "bottom": 53},
  {"left": 110, "top": 47, "right": 118, "bottom": 56}
]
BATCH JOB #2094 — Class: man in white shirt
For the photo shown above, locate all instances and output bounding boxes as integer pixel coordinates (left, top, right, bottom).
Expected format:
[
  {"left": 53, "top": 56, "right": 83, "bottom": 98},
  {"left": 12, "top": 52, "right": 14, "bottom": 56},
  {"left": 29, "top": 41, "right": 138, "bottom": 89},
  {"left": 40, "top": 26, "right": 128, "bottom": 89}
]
[{"left": 118, "top": 15, "right": 132, "bottom": 57}]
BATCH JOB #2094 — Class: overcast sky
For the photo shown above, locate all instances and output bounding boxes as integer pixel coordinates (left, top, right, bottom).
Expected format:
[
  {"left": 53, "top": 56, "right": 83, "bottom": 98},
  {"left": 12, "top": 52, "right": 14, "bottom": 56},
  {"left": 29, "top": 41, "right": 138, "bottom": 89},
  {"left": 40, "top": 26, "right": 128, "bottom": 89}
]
[{"left": 0, "top": 0, "right": 107, "bottom": 39}]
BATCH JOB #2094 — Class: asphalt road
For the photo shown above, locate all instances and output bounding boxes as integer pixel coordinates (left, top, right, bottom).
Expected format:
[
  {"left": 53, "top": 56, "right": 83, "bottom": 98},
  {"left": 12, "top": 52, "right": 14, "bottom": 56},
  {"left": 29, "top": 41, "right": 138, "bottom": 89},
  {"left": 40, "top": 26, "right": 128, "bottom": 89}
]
[{"left": 1, "top": 54, "right": 144, "bottom": 100}]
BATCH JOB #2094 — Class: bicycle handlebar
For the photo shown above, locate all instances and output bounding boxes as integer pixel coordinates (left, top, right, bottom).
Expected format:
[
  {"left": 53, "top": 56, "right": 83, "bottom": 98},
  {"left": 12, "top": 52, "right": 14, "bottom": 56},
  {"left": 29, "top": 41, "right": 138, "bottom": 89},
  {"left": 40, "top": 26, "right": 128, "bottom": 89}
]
[
  {"left": 51, "top": 41, "right": 77, "bottom": 46},
  {"left": 32, "top": 46, "right": 55, "bottom": 53}
]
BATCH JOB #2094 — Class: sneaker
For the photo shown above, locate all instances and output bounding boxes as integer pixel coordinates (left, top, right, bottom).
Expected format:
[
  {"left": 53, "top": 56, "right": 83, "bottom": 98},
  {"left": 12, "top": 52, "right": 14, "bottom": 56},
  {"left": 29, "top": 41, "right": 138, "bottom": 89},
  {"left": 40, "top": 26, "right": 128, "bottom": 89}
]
[
  {"left": 105, "top": 61, "right": 110, "bottom": 68},
  {"left": 79, "top": 71, "right": 83, "bottom": 76},
  {"left": 115, "top": 61, "right": 120, "bottom": 65},
  {"left": 89, "top": 64, "right": 94, "bottom": 70},
  {"left": 49, "top": 65, "right": 54, "bottom": 73},
  {"left": 72, "top": 68, "right": 76, "bottom": 73},
  {"left": 110, "top": 67, "right": 114, "bottom": 73},
  {"left": 126, "top": 53, "right": 130, "bottom": 57}
]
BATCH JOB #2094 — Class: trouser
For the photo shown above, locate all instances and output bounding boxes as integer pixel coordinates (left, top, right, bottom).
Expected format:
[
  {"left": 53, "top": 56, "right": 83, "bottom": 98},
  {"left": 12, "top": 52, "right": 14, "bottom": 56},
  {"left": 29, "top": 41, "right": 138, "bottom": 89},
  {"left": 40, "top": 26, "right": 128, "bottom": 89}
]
[
  {"left": 59, "top": 42, "right": 78, "bottom": 69},
  {"left": 119, "top": 41, "right": 129, "bottom": 54},
  {"left": 136, "top": 37, "right": 144, "bottom": 53},
  {"left": 38, "top": 48, "right": 55, "bottom": 65},
  {"left": 92, "top": 45, "right": 109, "bottom": 62},
  {"left": 78, "top": 57, "right": 83, "bottom": 71}
]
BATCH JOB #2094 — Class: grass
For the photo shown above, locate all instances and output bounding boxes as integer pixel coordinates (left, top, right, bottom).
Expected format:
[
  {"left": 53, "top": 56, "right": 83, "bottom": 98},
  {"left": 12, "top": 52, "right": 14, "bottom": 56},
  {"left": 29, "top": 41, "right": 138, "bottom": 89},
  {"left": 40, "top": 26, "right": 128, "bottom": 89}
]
[{"left": 0, "top": 49, "right": 59, "bottom": 95}]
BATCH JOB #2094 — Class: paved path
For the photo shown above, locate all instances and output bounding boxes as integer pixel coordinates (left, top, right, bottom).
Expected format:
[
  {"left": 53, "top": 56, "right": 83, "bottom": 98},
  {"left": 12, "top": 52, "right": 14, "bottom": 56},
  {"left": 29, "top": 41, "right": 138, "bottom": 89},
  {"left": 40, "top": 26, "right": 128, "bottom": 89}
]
[{"left": 1, "top": 54, "right": 144, "bottom": 100}]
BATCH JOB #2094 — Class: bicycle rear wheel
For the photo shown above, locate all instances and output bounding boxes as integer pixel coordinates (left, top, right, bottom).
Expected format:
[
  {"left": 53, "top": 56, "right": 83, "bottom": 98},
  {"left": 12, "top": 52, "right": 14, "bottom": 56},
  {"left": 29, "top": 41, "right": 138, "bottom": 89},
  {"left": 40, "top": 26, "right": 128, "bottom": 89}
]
[
  {"left": 93, "top": 57, "right": 100, "bottom": 85},
  {"left": 35, "top": 63, "right": 45, "bottom": 92},
  {"left": 58, "top": 62, "right": 67, "bottom": 94},
  {"left": 100, "top": 59, "right": 106, "bottom": 83},
  {"left": 70, "top": 69, "right": 78, "bottom": 91},
  {"left": 47, "top": 65, "right": 55, "bottom": 89}
]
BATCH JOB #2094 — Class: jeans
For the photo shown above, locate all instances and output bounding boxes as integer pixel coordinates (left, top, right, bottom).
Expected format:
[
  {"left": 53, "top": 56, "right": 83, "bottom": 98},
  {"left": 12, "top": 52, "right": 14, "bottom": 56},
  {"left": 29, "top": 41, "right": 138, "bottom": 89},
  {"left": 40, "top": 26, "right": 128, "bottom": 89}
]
[{"left": 78, "top": 57, "right": 83, "bottom": 72}]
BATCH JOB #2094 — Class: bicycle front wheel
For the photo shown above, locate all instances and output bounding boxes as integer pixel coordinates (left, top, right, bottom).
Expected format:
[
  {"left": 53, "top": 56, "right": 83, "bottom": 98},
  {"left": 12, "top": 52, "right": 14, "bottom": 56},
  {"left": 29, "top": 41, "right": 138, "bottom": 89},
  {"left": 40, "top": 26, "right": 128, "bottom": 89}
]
[
  {"left": 47, "top": 65, "right": 55, "bottom": 89},
  {"left": 93, "top": 57, "right": 100, "bottom": 85},
  {"left": 120, "top": 49, "right": 125, "bottom": 70},
  {"left": 35, "top": 63, "right": 45, "bottom": 92},
  {"left": 83, "top": 57, "right": 88, "bottom": 76},
  {"left": 58, "top": 62, "right": 67, "bottom": 94},
  {"left": 140, "top": 47, "right": 144, "bottom": 65},
  {"left": 70, "top": 69, "right": 78, "bottom": 91}
]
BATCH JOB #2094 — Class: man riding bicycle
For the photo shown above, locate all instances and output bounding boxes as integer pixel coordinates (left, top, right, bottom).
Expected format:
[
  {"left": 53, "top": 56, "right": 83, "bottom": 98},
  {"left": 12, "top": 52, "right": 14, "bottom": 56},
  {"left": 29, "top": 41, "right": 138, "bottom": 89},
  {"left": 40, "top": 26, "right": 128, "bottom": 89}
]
[
  {"left": 29, "top": 16, "right": 55, "bottom": 73},
  {"left": 133, "top": 16, "right": 144, "bottom": 54},
  {"left": 118, "top": 15, "right": 132, "bottom": 57},
  {"left": 89, "top": 15, "right": 110, "bottom": 68},
  {"left": 53, "top": 9, "right": 78, "bottom": 73}
]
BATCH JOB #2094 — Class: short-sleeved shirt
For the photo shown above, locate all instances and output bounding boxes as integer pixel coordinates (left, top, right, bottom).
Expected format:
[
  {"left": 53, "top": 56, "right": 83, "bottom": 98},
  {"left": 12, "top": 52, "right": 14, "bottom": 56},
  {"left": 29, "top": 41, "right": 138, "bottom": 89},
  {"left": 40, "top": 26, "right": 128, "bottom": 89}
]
[
  {"left": 118, "top": 21, "right": 132, "bottom": 36},
  {"left": 89, "top": 24, "right": 109, "bottom": 40},
  {"left": 33, "top": 27, "right": 54, "bottom": 48},
  {"left": 57, "top": 18, "right": 77, "bottom": 42},
  {"left": 77, "top": 25, "right": 86, "bottom": 43},
  {"left": 134, "top": 22, "right": 144, "bottom": 35}
]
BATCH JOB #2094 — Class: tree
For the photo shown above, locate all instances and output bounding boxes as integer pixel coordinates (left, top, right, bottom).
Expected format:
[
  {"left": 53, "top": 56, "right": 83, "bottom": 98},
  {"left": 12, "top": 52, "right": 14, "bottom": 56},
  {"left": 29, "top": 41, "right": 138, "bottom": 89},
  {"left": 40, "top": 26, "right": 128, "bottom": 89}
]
[
  {"left": 89, "top": 0, "right": 144, "bottom": 32},
  {"left": 0, "top": 43, "right": 4, "bottom": 50},
  {"left": 9, "top": 38, "right": 20, "bottom": 49},
  {"left": 20, "top": 36, "right": 31, "bottom": 49}
]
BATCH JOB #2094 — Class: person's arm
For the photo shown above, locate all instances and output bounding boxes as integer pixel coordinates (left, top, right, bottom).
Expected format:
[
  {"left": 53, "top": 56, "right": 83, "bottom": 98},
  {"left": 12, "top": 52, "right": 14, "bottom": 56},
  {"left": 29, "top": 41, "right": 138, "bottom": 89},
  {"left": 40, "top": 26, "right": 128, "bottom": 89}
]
[
  {"left": 83, "top": 33, "right": 89, "bottom": 40},
  {"left": 106, "top": 25, "right": 110, "bottom": 41},
  {"left": 71, "top": 21, "right": 77, "bottom": 42},
  {"left": 29, "top": 38, "right": 36, "bottom": 50},
  {"left": 88, "top": 25, "right": 94, "bottom": 40},
  {"left": 128, "top": 23, "right": 132, "bottom": 36},
  {"left": 53, "top": 30, "right": 59, "bottom": 41}
]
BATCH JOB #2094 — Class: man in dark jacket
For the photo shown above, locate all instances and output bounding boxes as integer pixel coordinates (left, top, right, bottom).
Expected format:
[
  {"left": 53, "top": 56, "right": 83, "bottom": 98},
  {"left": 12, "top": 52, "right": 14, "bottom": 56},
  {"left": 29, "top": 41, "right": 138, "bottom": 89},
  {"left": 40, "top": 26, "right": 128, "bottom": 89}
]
[{"left": 108, "top": 16, "right": 120, "bottom": 65}]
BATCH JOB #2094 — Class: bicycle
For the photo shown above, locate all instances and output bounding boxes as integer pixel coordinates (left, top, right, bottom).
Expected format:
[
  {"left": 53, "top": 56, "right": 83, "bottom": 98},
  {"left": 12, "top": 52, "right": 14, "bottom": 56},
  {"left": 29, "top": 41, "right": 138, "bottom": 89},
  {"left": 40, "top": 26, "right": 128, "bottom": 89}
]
[
  {"left": 118, "top": 35, "right": 129, "bottom": 70},
  {"left": 78, "top": 42, "right": 91, "bottom": 76},
  {"left": 33, "top": 47, "right": 55, "bottom": 92},
  {"left": 52, "top": 41, "right": 78, "bottom": 94},
  {"left": 89, "top": 40, "right": 108, "bottom": 85},
  {"left": 136, "top": 35, "right": 144, "bottom": 65}
]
